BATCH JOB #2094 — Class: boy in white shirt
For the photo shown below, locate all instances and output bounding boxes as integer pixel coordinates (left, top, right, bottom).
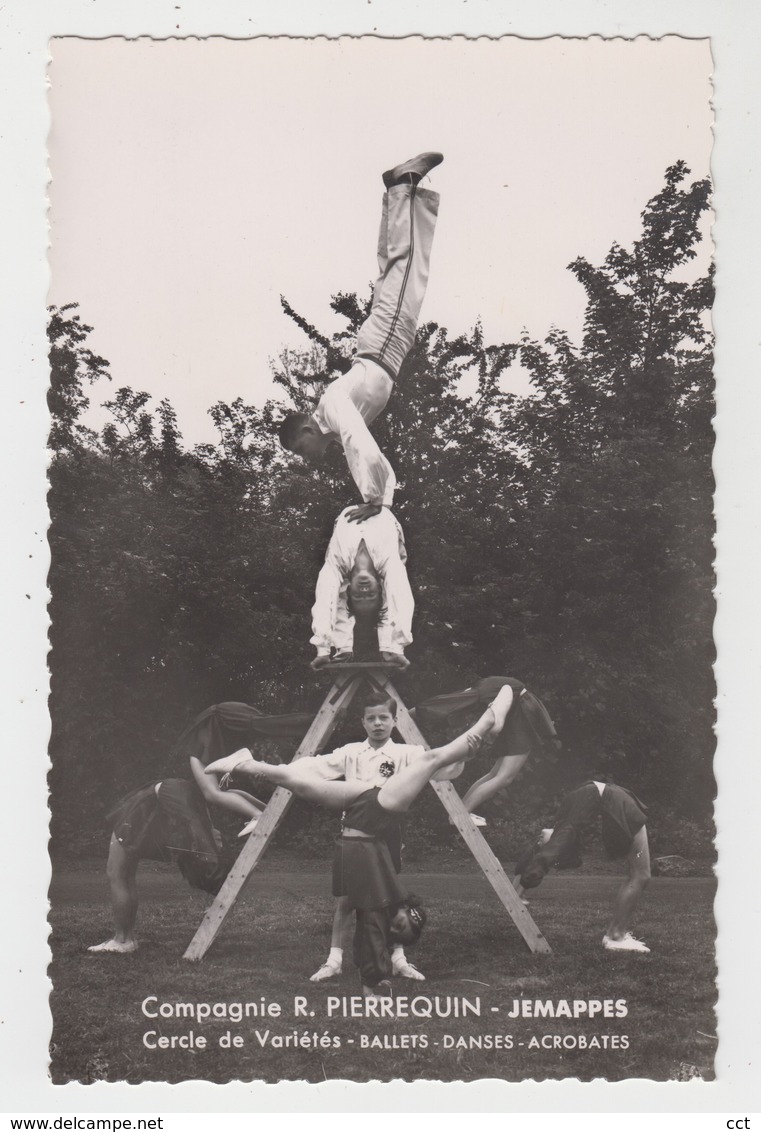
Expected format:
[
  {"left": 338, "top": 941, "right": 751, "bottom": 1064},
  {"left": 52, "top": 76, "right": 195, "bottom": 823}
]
[{"left": 307, "top": 691, "right": 463, "bottom": 982}]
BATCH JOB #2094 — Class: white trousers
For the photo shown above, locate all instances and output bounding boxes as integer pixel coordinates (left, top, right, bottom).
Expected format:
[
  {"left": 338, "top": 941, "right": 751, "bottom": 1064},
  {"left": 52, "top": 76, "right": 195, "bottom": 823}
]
[{"left": 355, "top": 184, "right": 440, "bottom": 380}]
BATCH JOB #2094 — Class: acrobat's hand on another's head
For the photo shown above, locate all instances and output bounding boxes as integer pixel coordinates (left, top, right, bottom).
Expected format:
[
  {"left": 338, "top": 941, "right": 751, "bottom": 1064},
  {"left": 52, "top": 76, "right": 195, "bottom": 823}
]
[{"left": 345, "top": 503, "right": 382, "bottom": 524}]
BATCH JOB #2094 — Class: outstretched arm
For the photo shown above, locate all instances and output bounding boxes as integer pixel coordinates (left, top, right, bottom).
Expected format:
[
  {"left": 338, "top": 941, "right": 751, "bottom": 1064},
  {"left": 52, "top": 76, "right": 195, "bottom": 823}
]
[
  {"left": 311, "top": 557, "right": 349, "bottom": 657},
  {"left": 319, "top": 386, "right": 396, "bottom": 506},
  {"left": 376, "top": 557, "right": 414, "bottom": 656}
]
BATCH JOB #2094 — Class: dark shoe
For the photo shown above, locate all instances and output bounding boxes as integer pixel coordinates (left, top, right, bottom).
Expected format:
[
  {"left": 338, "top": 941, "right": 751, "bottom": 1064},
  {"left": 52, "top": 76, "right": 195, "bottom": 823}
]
[{"left": 383, "top": 151, "right": 443, "bottom": 188}]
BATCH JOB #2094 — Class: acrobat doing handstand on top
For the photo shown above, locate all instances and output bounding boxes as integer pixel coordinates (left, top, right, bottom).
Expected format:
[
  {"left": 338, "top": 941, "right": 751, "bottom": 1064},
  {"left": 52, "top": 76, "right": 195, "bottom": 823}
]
[{"left": 278, "top": 151, "right": 442, "bottom": 523}]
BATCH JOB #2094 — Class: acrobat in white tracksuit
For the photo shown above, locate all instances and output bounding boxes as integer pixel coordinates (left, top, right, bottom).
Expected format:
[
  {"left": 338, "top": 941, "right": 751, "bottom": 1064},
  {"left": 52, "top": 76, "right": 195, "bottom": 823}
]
[
  {"left": 280, "top": 152, "right": 442, "bottom": 509},
  {"left": 310, "top": 506, "right": 414, "bottom": 660}
]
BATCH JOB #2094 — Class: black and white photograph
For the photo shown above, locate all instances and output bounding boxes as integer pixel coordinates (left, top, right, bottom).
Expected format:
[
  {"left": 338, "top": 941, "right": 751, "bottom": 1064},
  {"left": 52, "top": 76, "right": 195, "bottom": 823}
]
[
  {"left": 2, "top": 0, "right": 760, "bottom": 1117},
  {"left": 43, "top": 33, "right": 718, "bottom": 1086}
]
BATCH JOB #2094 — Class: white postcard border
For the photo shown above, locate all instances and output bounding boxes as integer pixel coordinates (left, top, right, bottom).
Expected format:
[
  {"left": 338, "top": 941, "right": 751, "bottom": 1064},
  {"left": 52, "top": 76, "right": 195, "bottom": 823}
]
[{"left": 2, "top": 0, "right": 759, "bottom": 1115}]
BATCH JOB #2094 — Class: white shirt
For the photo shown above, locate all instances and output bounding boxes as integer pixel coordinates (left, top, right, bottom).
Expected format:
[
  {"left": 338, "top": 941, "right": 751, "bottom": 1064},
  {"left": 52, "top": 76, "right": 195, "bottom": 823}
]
[
  {"left": 310, "top": 506, "right": 414, "bottom": 656},
  {"left": 311, "top": 737, "right": 463, "bottom": 783},
  {"left": 313, "top": 358, "right": 397, "bottom": 507}
]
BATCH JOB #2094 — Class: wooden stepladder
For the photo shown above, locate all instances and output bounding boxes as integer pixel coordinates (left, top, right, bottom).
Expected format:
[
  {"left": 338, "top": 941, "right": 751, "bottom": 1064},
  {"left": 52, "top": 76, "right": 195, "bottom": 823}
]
[{"left": 183, "top": 663, "right": 550, "bottom": 960}]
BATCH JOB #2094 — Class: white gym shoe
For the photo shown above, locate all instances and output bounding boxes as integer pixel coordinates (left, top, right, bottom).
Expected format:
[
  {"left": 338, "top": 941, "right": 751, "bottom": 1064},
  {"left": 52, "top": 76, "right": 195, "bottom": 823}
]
[
  {"left": 602, "top": 933, "right": 650, "bottom": 953},
  {"left": 310, "top": 961, "right": 342, "bottom": 982},
  {"left": 205, "top": 748, "right": 253, "bottom": 776},
  {"left": 87, "top": 938, "right": 138, "bottom": 954},
  {"left": 238, "top": 816, "right": 259, "bottom": 838},
  {"left": 392, "top": 957, "right": 425, "bottom": 981}
]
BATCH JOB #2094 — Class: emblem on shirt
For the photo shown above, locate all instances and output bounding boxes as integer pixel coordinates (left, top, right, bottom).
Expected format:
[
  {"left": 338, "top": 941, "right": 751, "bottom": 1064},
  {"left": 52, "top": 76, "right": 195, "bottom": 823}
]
[{"left": 379, "top": 760, "right": 396, "bottom": 778}]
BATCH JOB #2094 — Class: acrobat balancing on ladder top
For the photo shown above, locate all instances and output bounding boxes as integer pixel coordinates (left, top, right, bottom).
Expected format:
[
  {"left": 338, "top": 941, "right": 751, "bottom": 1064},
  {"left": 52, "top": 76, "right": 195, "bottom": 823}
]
[{"left": 310, "top": 504, "right": 414, "bottom": 670}]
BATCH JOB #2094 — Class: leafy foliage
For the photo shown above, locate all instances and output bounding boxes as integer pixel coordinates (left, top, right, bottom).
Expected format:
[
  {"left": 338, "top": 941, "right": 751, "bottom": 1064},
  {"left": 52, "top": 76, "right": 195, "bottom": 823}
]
[{"left": 48, "top": 303, "right": 111, "bottom": 452}]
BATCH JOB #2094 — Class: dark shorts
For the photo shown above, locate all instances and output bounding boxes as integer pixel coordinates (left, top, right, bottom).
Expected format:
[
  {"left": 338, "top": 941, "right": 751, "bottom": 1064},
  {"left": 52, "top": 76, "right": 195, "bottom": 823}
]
[
  {"left": 332, "top": 835, "right": 407, "bottom": 911},
  {"left": 600, "top": 784, "right": 648, "bottom": 858},
  {"left": 107, "top": 779, "right": 226, "bottom": 894},
  {"left": 520, "top": 781, "right": 648, "bottom": 883},
  {"left": 554, "top": 781, "right": 648, "bottom": 858}
]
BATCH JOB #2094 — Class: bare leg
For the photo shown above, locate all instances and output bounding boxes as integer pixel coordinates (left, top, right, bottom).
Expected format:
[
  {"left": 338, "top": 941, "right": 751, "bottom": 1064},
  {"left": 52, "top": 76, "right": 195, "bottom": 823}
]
[
  {"left": 605, "top": 827, "right": 651, "bottom": 942},
  {"left": 207, "top": 753, "right": 367, "bottom": 811},
  {"left": 333, "top": 896, "right": 354, "bottom": 950},
  {"left": 202, "top": 783, "right": 263, "bottom": 821},
  {"left": 378, "top": 684, "right": 514, "bottom": 813},
  {"left": 461, "top": 752, "right": 530, "bottom": 813},
  {"left": 88, "top": 836, "right": 140, "bottom": 954},
  {"left": 190, "top": 755, "right": 264, "bottom": 821}
]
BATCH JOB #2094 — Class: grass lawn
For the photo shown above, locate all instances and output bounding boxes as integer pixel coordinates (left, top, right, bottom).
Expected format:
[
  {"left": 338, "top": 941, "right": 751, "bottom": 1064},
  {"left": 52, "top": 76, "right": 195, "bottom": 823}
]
[{"left": 49, "top": 858, "right": 716, "bottom": 1085}]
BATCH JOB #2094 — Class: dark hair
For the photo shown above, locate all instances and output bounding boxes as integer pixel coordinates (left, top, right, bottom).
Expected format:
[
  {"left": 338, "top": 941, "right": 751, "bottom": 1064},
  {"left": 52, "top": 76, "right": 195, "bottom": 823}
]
[
  {"left": 346, "top": 582, "right": 386, "bottom": 627},
  {"left": 516, "top": 855, "right": 550, "bottom": 890},
  {"left": 362, "top": 691, "right": 397, "bottom": 718},
  {"left": 391, "top": 895, "right": 427, "bottom": 945},
  {"left": 514, "top": 836, "right": 543, "bottom": 880},
  {"left": 515, "top": 824, "right": 581, "bottom": 890},
  {"left": 278, "top": 412, "right": 311, "bottom": 451}
]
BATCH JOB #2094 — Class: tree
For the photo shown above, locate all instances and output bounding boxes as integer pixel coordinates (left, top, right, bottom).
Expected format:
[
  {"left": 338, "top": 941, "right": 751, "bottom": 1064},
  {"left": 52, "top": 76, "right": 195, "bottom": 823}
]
[
  {"left": 508, "top": 163, "right": 714, "bottom": 813},
  {"left": 47, "top": 303, "right": 110, "bottom": 452}
]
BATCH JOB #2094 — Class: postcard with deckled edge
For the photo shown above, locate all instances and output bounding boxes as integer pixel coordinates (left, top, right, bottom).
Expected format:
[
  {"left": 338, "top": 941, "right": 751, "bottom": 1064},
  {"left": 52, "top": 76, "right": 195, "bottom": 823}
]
[{"left": 43, "top": 33, "right": 718, "bottom": 1090}]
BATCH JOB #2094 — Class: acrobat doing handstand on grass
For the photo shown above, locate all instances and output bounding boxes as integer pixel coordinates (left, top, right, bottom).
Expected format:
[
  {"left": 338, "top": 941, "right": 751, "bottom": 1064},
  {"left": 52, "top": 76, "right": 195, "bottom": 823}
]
[
  {"left": 514, "top": 780, "right": 653, "bottom": 954},
  {"left": 205, "top": 683, "right": 514, "bottom": 1000},
  {"left": 87, "top": 702, "right": 308, "bottom": 955}
]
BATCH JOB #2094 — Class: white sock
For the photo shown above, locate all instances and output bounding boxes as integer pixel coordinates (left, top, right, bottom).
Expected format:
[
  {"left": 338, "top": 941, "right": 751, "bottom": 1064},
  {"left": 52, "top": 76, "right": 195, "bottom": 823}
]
[
  {"left": 391, "top": 946, "right": 405, "bottom": 962},
  {"left": 327, "top": 947, "right": 343, "bottom": 967}
]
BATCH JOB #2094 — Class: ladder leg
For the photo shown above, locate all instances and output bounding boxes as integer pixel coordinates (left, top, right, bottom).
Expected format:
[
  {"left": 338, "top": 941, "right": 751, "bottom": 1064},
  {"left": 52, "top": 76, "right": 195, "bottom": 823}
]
[
  {"left": 183, "top": 674, "right": 361, "bottom": 960},
  {"left": 384, "top": 676, "right": 551, "bottom": 954}
]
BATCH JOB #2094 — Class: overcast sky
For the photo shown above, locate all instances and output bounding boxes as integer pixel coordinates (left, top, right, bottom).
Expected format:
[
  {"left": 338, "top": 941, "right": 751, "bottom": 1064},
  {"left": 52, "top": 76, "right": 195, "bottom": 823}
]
[{"left": 48, "top": 35, "right": 713, "bottom": 445}]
